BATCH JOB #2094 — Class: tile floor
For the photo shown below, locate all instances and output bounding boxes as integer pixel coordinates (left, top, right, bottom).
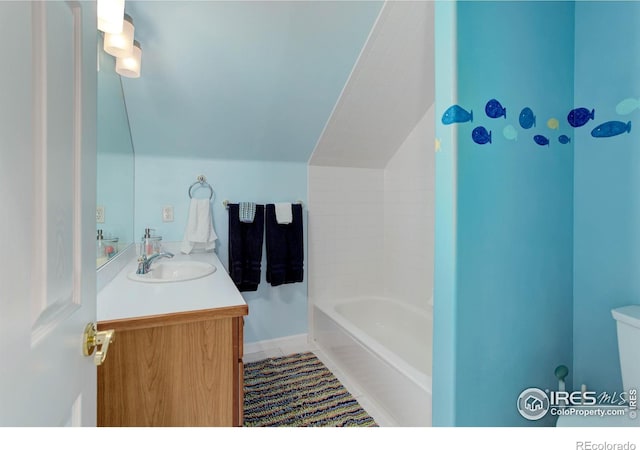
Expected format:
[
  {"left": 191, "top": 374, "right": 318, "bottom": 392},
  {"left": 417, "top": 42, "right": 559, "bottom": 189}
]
[{"left": 243, "top": 336, "right": 397, "bottom": 427}]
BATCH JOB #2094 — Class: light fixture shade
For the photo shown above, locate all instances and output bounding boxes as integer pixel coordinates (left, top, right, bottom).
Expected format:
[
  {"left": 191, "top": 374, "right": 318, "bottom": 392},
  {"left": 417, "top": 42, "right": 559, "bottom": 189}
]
[
  {"left": 103, "top": 14, "right": 134, "bottom": 58},
  {"left": 97, "top": 0, "right": 125, "bottom": 34},
  {"left": 116, "top": 40, "right": 142, "bottom": 78}
]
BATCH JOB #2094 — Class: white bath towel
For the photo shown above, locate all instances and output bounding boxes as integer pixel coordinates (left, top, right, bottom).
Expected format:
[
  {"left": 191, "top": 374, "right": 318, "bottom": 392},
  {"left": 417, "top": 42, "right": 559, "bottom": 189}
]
[
  {"left": 181, "top": 198, "right": 218, "bottom": 254},
  {"left": 274, "top": 203, "right": 292, "bottom": 225}
]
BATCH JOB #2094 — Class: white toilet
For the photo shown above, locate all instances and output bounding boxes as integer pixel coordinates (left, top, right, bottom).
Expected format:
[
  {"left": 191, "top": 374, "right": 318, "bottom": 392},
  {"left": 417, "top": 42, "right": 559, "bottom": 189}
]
[{"left": 556, "top": 305, "right": 640, "bottom": 427}]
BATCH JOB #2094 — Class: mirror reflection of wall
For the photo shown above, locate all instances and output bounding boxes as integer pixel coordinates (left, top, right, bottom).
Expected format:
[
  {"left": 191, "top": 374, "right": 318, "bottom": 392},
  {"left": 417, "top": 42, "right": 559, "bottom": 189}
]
[{"left": 97, "top": 34, "right": 135, "bottom": 269}]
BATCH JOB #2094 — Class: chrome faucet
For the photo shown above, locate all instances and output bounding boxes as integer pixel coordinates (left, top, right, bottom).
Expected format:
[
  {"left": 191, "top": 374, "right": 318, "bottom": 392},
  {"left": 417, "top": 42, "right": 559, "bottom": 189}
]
[{"left": 136, "top": 252, "right": 175, "bottom": 274}]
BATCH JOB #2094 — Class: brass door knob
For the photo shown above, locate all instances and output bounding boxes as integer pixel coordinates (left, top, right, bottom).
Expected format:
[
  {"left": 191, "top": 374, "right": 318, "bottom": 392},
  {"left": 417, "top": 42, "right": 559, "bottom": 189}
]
[{"left": 82, "top": 322, "right": 115, "bottom": 366}]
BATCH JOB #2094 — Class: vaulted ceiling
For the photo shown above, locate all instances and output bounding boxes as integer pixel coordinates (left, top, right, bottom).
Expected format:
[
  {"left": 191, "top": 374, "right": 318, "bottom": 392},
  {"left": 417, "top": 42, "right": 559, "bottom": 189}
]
[{"left": 121, "top": 0, "right": 383, "bottom": 162}]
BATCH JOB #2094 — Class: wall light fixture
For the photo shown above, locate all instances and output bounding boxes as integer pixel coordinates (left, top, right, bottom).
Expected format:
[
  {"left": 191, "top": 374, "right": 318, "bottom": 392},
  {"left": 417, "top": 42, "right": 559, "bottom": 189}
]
[
  {"left": 103, "top": 13, "right": 134, "bottom": 58},
  {"left": 115, "top": 40, "right": 142, "bottom": 79},
  {"left": 97, "top": 0, "right": 125, "bottom": 34}
]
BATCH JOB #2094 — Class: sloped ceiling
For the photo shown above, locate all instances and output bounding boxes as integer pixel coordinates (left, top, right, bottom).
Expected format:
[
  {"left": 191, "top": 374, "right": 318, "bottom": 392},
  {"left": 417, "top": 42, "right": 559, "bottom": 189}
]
[
  {"left": 121, "top": 0, "right": 383, "bottom": 161},
  {"left": 309, "top": 0, "right": 435, "bottom": 168}
]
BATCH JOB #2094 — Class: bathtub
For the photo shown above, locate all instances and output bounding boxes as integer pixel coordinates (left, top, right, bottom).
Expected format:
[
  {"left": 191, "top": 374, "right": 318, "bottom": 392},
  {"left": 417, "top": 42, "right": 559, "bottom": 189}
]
[{"left": 312, "top": 296, "right": 432, "bottom": 426}]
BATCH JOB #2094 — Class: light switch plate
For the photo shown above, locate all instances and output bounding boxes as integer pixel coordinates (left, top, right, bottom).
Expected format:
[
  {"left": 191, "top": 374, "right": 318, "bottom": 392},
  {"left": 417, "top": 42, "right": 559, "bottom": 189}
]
[{"left": 96, "top": 206, "right": 105, "bottom": 223}]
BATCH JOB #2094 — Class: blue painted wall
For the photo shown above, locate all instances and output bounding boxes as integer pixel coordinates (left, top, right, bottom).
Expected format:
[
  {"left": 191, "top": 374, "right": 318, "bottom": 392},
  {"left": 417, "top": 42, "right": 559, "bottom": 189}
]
[
  {"left": 573, "top": 1, "right": 640, "bottom": 394},
  {"left": 134, "top": 156, "right": 307, "bottom": 343},
  {"left": 434, "top": 1, "right": 575, "bottom": 426}
]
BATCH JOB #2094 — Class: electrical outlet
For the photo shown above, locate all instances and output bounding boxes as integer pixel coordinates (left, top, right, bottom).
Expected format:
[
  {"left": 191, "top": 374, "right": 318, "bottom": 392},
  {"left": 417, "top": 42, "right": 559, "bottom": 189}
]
[
  {"left": 162, "top": 206, "right": 174, "bottom": 222},
  {"left": 96, "top": 206, "right": 105, "bottom": 223}
]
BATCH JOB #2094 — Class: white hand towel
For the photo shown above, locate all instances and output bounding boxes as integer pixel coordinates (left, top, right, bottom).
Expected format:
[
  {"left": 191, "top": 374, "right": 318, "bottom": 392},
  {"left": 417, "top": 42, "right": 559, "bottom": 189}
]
[
  {"left": 274, "top": 203, "right": 293, "bottom": 225},
  {"left": 181, "top": 198, "right": 218, "bottom": 254}
]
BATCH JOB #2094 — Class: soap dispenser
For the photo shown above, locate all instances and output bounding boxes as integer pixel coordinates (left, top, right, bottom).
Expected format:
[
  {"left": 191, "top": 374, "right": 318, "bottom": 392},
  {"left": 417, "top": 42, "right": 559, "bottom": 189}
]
[
  {"left": 141, "top": 228, "right": 163, "bottom": 257},
  {"left": 141, "top": 228, "right": 154, "bottom": 257},
  {"left": 97, "top": 229, "right": 104, "bottom": 257}
]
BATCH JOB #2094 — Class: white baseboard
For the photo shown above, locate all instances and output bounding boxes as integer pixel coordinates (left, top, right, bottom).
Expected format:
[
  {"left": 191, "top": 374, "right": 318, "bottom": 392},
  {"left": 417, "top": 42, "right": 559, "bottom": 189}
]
[{"left": 244, "top": 333, "right": 310, "bottom": 356}]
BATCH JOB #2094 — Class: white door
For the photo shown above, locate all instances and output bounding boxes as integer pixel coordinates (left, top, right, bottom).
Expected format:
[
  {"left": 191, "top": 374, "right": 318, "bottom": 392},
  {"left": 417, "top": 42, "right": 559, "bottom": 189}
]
[{"left": 0, "top": 1, "right": 98, "bottom": 426}]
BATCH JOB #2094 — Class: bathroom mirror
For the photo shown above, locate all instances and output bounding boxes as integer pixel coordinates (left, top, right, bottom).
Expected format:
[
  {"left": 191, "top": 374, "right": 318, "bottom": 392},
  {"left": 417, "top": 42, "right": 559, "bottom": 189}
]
[{"left": 96, "top": 35, "right": 135, "bottom": 268}]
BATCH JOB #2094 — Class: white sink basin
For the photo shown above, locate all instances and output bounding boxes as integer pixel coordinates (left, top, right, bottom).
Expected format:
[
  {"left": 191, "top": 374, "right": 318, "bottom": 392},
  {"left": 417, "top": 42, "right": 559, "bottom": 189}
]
[{"left": 127, "top": 260, "right": 216, "bottom": 283}]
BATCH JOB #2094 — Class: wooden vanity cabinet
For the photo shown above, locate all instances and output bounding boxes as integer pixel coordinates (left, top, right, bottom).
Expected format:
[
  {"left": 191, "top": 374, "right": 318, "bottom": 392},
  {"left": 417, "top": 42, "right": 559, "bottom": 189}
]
[{"left": 97, "top": 305, "right": 248, "bottom": 427}]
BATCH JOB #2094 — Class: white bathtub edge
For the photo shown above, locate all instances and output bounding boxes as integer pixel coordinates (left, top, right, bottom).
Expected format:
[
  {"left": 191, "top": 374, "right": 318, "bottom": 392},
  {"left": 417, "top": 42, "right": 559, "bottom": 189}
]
[
  {"left": 315, "top": 297, "right": 432, "bottom": 394},
  {"left": 312, "top": 303, "right": 432, "bottom": 426}
]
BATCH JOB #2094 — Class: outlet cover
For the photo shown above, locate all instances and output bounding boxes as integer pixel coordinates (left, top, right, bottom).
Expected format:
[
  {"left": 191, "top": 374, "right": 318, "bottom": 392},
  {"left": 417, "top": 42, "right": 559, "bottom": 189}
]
[
  {"left": 162, "top": 206, "right": 174, "bottom": 222},
  {"left": 96, "top": 206, "right": 105, "bottom": 223}
]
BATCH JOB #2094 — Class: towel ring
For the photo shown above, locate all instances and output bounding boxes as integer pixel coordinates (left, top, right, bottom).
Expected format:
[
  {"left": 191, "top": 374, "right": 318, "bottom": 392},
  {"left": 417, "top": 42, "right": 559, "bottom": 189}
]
[{"left": 188, "top": 175, "right": 215, "bottom": 200}]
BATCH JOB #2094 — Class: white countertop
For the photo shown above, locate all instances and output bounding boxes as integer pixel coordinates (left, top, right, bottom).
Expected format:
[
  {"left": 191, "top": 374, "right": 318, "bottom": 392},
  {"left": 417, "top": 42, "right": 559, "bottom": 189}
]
[{"left": 97, "top": 244, "right": 246, "bottom": 323}]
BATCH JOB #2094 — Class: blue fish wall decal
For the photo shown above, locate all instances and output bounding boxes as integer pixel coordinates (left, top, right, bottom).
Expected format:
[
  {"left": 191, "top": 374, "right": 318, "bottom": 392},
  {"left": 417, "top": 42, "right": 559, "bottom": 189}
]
[
  {"left": 533, "top": 135, "right": 550, "bottom": 146},
  {"left": 591, "top": 121, "right": 631, "bottom": 138},
  {"left": 567, "top": 108, "right": 595, "bottom": 127},
  {"left": 472, "top": 126, "right": 492, "bottom": 145},
  {"left": 558, "top": 135, "right": 571, "bottom": 144},
  {"left": 485, "top": 99, "right": 506, "bottom": 119},
  {"left": 519, "top": 107, "right": 536, "bottom": 129},
  {"left": 503, "top": 124, "right": 518, "bottom": 141},
  {"left": 615, "top": 98, "right": 640, "bottom": 115},
  {"left": 442, "top": 105, "right": 473, "bottom": 125}
]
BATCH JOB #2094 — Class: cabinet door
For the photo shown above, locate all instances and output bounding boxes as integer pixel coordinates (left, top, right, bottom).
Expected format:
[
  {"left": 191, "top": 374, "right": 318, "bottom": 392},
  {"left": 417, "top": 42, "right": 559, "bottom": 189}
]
[
  {"left": 98, "top": 318, "right": 234, "bottom": 426},
  {"left": 233, "top": 317, "right": 245, "bottom": 426}
]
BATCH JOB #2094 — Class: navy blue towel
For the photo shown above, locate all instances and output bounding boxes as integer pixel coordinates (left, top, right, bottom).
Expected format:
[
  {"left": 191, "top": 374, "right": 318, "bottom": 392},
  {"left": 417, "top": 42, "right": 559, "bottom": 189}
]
[
  {"left": 228, "top": 203, "right": 265, "bottom": 292},
  {"left": 265, "top": 203, "right": 304, "bottom": 286}
]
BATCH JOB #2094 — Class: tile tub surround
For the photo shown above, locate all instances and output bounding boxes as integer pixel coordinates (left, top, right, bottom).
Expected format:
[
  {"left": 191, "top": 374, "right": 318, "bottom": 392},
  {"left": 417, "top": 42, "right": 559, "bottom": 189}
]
[
  {"left": 308, "top": 166, "right": 385, "bottom": 303},
  {"left": 308, "top": 107, "right": 434, "bottom": 310}
]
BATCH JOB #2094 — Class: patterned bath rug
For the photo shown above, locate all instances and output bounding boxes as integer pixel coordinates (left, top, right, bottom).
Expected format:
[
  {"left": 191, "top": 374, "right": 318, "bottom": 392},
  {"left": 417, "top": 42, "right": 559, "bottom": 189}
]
[{"left": 243, "top": 352, "right": 378, "bottom": 427}]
